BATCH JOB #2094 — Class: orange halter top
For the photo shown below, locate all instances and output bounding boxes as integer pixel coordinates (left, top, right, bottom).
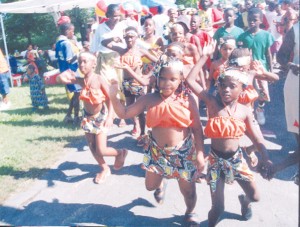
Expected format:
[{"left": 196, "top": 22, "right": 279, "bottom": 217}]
[
  {"left": 204, "top": 103, "right": 246, "bottom": 139},
  {"left": 146, "top": 95, "right": 192, "bottom": 128},
  {"left": 79, "top": 75, "right": 106, "bottom": 105},
  {"left": 238, "top": 85, "right": 259, "bottom": 104},
  {"left": 120, "top": 48, "right": 142, "bottom": 69}
]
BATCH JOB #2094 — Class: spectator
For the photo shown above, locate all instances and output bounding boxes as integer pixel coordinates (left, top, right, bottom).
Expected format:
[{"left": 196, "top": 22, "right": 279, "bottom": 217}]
[{"left": 0, "top": 48, "right": 11, "bottom": 110}]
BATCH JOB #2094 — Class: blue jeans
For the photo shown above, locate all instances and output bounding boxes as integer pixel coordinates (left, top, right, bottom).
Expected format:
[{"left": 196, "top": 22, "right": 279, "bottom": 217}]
[{"left": 0, "top": 71, "right": 10, "bottom": 95}]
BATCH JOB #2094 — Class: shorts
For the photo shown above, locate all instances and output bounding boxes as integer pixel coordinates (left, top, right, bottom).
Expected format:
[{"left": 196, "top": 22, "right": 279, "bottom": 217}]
[
  {"left": 0, "top": 71, "right": 10, "bottom": 95},
  {"left": 81, "top": 108, "right": 108, "bottom": 134}
]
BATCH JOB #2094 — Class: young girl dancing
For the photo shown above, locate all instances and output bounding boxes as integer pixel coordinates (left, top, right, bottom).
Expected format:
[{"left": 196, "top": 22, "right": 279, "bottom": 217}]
[
  {"left": 109, "top": 57, "right": 205, "bottom": 225},
  {"left": 57, "top": 52, "right": 128, "bottom": 184},
  {"left": 186, "top": 44, "right": 272, "bottom": 226}
]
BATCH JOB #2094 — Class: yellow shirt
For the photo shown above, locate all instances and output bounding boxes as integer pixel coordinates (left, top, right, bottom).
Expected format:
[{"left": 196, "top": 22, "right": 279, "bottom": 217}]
[{"left": 0, "top": 49, "right": 9, "bottom": 73}]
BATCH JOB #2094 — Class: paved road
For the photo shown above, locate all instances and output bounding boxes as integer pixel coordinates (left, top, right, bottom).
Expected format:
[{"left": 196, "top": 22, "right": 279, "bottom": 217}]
[{"left": 0, "top": 71, "right": 298, "bottom": 226}]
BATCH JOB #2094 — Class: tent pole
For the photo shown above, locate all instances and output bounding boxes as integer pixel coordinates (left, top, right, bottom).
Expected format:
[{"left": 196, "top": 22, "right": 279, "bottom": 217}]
[{"left": 0, "top": 1, "right": 13, "bottom": 87}]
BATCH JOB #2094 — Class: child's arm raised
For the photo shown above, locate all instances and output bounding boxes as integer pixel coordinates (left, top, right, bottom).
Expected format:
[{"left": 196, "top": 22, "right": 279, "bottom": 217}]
[
  {"left": 109, "top": 79, "right": 148, "bottom": 119},
  {"left": 186, "top": 41, "right": 216, "bottom": 100},
  {"left": 101, "top": 37, "right": 126, "bottom": 55},
  {"left": 251, "top": 60, "right": 279, "bottom": 82}
]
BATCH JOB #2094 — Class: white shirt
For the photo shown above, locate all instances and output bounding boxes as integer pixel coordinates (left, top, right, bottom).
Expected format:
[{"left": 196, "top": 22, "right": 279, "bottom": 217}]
[
  {"left": 152, "top": 13, "right": 169, "bottom": 37},
  {"left": 91, "top": 22, "right": 125, "bottom": 54},
  {"left": 265, "top": 11, "right": 282, "bottom": 41}
]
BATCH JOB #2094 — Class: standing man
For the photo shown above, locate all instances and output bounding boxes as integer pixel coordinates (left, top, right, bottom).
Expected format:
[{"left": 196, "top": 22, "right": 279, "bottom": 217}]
[{"left": 0, "top": 48, "right": 11, "bottom": 111}]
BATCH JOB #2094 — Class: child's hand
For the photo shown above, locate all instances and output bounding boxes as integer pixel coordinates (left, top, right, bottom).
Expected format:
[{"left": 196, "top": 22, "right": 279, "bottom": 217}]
[
  {"left": 113, "top": 37, "right": 122, "bottom": 43},
  {"left": 258, "top": 159, "right": 273, "bottom": 180},
  {"left": 251, "top": 60, "right": 265, "bottom": 75},
  {"left": 103, "top": 117, "right": 113, "bottom": 128},
  {"left": 195, "top": 152, "right": 206, "bottom": 173},
  {"left": 248, "top": 152, "right": 258, "bottom": 167},
  {"left": 202, "top": 40, "right": 217, "bottom": 57},
  {"left": 288, "top": 62, "right": 300, "bottom": 75},
  {"left": 109, "top": 79, "right": 119, "bottom": 97}
]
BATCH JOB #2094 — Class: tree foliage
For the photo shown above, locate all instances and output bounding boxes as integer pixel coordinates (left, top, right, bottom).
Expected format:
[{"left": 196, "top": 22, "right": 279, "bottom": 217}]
[
  {"left": 175, "top": 0, "right": 199, "bottom": 8},
  {"left": 0, "top": 0, "right": 94, "bottom": 53}
]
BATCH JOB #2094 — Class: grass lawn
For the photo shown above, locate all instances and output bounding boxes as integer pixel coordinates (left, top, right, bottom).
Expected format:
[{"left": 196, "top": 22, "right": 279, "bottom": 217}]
[{"left": 0, "top": 84, "right": 85, "bottom": 204}]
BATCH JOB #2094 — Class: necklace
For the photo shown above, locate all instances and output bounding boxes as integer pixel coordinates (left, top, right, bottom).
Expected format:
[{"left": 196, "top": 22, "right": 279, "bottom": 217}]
[{"left": 222, "top": 100, "right": 238, "bottom": 116}]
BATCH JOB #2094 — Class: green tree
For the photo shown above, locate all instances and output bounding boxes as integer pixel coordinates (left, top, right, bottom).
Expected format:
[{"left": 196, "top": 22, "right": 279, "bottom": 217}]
[
  {"left": 175, "top": 0, "right": 199, "bottom": 8},
  {"left": 0, "top": 0, "right": 94, "bottom": 53}
]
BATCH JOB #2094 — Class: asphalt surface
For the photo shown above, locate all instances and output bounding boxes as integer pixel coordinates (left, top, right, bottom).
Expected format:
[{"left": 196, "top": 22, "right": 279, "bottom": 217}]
[{"left": 0, "top": 69, "right": 299, "bottom": 226}]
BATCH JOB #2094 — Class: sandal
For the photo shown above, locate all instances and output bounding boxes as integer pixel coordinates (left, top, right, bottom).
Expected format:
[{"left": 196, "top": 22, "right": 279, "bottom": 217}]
[
  {"left": 184, "top": 213, "right": 200, "bottom": 227},
  {"left": 113, "top": 149, "right": 128, "bottom": 170},
  {"left": 238, "top": 194, "right": 252, "bottom": 220},
  {"left": 154, "top": 180, "right": 167, "bottom": 204},
  {"left": 93, "top": 170, "right": 111, "bottom": 184}
]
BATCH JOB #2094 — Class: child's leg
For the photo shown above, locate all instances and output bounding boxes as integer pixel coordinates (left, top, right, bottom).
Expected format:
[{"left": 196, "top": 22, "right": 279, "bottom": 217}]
[
  {"left": 236, "top": 179, "right": 259, "bottom": 220},
  {"left": 237, "top": 179, "right": 259, "bottom": 203},
  {"left": 126, "top": 96, "right": 139, "bottom": 136},
  {"left": 73, "top": 92, "right": 80, "bottom": 118},
  {"left": 145, "top": 171, "right": 166, "bottom": 204},
  {"left": 85, "top": 133, "right": 107, "bottom": 169},
  {"left": 178, "top": 179, "right": 197, "bottom": 215},
  {"left": 208, "top": 176, "right": 225, "bottom": 227},
  {"left": 145, "top": 170, "right": 164, "bottom": 191}
]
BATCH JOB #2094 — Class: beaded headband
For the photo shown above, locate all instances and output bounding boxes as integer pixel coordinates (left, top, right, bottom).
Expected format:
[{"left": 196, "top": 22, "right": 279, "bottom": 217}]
[
  {"left": 219, "top": 68, "right": 249, "bottom": 85},
  {"left": 229, "top": 56, "right": 251, "bottom": 66}
]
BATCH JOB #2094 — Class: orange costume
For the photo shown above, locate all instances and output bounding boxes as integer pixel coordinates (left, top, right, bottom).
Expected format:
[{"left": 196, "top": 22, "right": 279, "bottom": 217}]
[
  {"left": 142, "top": 95, "right": 199, "bottom": 182},
  {"left": 120, "top": 49, "right": 145, "bottom": 96},
  {"left": 238, "top": 85, "right": 259, "bottom": 105},
  {"left": 205, "top": 115, "right": 253, "bottom": 192},
  {"left": 80, "top": 76, "right": 108, "bottom": 134},
  {"left": 146, "top": 97, "right": 192, "bottom": 128}
]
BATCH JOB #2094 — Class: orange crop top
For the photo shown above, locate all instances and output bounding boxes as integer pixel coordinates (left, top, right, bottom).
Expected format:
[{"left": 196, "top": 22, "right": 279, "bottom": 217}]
[
  {"left": 238, "top": 85, "right": 259, "bottom": 104},
  {"left": 80, "top": 85, "right": 106, "bottom": 105},
  {"left": 204, "top": 116, "right": 246, "bottom": 139},
  {"left": 120, "top": 49, "right": 142, "bottom": 69},
  {"left": 146, "top": 98, "right": 192, "bottom": 128}
]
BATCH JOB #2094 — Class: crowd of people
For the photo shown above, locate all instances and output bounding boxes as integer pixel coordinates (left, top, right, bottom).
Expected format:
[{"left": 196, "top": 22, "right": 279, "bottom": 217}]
[{"left": 0, "top": 0, "right": 299, "bottom": 226}]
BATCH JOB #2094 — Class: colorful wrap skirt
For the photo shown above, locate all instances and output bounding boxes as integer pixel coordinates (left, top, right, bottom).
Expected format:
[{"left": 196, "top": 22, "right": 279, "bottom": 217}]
[
  {"left": 81, "top": 108, "right": 107, "bottom": 134},
  {"left": 122, "top": 79, "right": 145, "bottom": 96},
  {"left": 206, "top": 147, "right": 254, "bottom": 192},
  {"left": 142, "top": 132, "right": 198, "bottom": 182}
]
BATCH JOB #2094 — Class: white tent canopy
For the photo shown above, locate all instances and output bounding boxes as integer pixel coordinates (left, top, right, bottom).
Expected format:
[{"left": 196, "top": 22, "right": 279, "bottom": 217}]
[{"left": 0, "top": 0, "right": 100, "bottom": 14}]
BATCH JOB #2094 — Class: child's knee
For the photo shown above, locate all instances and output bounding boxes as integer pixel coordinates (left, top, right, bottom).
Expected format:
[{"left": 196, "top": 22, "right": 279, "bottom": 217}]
[{"left": 248, "top": 191, "right": 260, "bottom": 202}]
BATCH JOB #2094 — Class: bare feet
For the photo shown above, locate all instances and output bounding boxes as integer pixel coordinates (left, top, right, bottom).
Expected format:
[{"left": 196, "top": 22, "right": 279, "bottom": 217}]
[
  {"left": 113, "top": 149, "right": 128, "bottom": 170},
  {"left": 93, "top": 169, "right": 111, "bottom": 184}
]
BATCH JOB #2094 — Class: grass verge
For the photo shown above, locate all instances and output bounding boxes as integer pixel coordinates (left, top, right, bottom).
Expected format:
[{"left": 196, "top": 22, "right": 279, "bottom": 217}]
[{"left": 0, "top": 84, "right": 85, "bottom": 204}]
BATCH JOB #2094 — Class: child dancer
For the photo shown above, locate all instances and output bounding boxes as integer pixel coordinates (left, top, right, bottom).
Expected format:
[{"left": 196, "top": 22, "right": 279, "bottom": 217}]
[
  {"left": 227, "top": 48, "right": 279, "bottom": 166},
  {"left": 207, "top": 36, "right": 236, "bottom": 94},
  {"left": 57, "top": 52, "right": 127, "bottom": 184},
  {"left": 24, "top": 64, "right": 49, "bottom": 111},
  {"left": 109, "top": 57, "right": 205, "bottom": 225},
  {"left": 102, "top": 26, "right": 157, "bottom": 143},
  {"left": 186, "top": 43, "right": 272, "bottom": 226}
]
